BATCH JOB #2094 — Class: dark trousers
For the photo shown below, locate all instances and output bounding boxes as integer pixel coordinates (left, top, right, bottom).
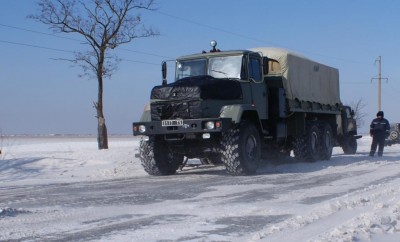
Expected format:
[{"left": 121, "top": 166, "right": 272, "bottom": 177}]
[{"left": 370, "top": 133, "right": 385, "bottom": 156}]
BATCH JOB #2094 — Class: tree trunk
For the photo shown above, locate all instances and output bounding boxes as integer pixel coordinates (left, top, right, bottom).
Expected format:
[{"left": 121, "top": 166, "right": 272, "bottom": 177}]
[
  {"left": 96, "top": 57, "right": 108, "bottom": 150},
  {"left": 97, "top": 116, "right": 108, "bottom": 149}
]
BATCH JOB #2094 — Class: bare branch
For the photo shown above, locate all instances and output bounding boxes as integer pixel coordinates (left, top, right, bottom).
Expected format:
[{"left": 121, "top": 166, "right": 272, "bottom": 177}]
[{"left": 348, "top": 98, "right": 367, "bottom": 129}]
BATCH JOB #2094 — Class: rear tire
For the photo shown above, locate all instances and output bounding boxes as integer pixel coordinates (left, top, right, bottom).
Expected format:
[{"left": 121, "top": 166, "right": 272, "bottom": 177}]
[
  {"left": 319, "top": 123, "right": 333, "bottom": 160},
  {"left": 139, "top": 136, "right": 184, "bottom": 175},
  {"left": 293, "top": 122, "right": 320, "bottom": 162},
  {"left": 292, "top": 135, "right": 307, "bottom": 160},
  {"left": 221, "top": 122, "right": 261, "bottom": 175}
]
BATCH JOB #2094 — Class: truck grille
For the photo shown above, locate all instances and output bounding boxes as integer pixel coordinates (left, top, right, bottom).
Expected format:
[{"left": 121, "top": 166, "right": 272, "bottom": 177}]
[{"left": 151, "top": 100, "right": 201, "bottom": 121}]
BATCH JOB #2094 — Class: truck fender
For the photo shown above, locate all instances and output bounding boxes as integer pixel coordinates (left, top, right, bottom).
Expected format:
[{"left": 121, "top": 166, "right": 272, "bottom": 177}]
[{"left": 220, "top": 104, "right": 256, "bottom": 124}]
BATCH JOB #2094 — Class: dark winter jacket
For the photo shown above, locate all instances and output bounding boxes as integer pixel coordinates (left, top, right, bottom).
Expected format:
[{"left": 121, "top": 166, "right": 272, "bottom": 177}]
[{"left": 370, "top": 117, "right": 390, "bottom": 137}]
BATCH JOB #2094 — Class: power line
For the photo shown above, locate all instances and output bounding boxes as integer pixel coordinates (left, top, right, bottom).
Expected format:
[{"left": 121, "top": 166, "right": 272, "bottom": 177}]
[
  {"left": 119, "top": 48, "right": 171, "bottom": 59},
  {"left": 154, "top": 10, "right": 275, "bottom": 46},
  {"left": 0, "top": 10, "right": 372, "bottom": 66},
  {"left": 1, "top": 20, "right": 368, "bottom": 65},
  {"left": 0, "top": 39, "right": 74, "bottom": 53},
  {"left": 153, "top": 10, "right": 370, "bottom": 65},
  {"left": 0, "top": 39, "right": 161, "bottom": 66},
  {"left": 121, "top": 58, "right": 159, "bottom": 66},
  {"left": 0, "top": 23, "right": 173, "bottom": 59},
  {"left": 0, "top": 23, "right": 81, "bottom": 42}
]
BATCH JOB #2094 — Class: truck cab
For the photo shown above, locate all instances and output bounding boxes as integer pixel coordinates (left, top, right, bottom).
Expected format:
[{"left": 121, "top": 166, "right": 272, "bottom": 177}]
[
  {"left": 134, "top": 41, "right": 267, "bottom": 138},
  {"left": 133, "top": 41, "right": 268, "bottom": 175}
]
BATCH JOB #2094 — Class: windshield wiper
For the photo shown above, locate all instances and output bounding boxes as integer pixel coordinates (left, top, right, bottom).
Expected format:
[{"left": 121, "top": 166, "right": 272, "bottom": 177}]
[{"left": 211, "top": 69, "right": 229, "bottom": 77}]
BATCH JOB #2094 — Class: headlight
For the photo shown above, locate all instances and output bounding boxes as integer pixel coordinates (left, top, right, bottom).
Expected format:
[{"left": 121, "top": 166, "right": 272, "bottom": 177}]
[
  {"left": 205, "top": 121, "right": 215, "bottom": 130},
  {"left": 139, "top": 125, "right": 146, "bottom": 133}
]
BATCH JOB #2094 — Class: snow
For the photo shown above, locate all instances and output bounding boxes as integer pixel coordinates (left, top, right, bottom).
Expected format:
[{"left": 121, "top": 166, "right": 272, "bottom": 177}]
[
  {"left": 1, "top": 135, "right": 400, "bottom": 241},
  {"left": 0, "top": 136, "right": 147, "bottom": 185}
]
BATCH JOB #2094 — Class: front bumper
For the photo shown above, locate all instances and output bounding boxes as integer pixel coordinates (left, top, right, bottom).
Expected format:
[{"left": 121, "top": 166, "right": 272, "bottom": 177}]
[{"left": 133, "top": 118, "right": 232, "bottom": 136}]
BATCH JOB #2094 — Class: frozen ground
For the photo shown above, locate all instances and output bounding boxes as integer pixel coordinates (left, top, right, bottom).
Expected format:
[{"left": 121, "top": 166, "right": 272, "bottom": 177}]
[{"left": 1, "top": 135, "right": 400, "bottom": 241}]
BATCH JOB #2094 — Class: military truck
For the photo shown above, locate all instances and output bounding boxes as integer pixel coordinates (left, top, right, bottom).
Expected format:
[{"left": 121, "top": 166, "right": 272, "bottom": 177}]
[{"left": 133, "top": 41, "right": 361, "bottom": 176}]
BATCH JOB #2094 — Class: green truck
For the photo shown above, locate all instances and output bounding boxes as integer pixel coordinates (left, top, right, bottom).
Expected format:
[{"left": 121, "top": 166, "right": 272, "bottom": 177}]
[{"left": 133, "top": 41, "right": 361, "bottom": 176}]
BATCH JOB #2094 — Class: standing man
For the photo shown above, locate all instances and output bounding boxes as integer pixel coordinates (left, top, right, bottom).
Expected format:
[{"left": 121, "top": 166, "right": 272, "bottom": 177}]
[{"left": 369, "top": 111, "right": 390, "bottom": 157}]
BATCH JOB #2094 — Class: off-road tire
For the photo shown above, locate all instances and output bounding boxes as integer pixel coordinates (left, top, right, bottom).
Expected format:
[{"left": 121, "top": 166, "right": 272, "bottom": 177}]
[
  {"left": 342, "top": 136, "right": 357, "bottom": 154},
  {"left": 293, "top": 122, "right": 320, "bottom": 162},
  {"left": 390, "top": 130, "right": 399, "bottom": 141},
  {"left": 292, "top": 135, "right": 307, "bottom": 160},
  {"left": 319, "top": 123, "right": 333, "bottom": 160},
  {"left": 220, "top": 122, "right": 261, "bottom": 175},
  {"left": 139, "top": 136, "right": 184, "bottom": 176}
]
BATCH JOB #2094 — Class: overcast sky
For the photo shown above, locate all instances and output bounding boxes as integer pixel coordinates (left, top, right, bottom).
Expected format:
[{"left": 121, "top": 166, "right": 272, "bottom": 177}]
[{"left": 1, "top": 0, "right": 399, "bottom": 135}]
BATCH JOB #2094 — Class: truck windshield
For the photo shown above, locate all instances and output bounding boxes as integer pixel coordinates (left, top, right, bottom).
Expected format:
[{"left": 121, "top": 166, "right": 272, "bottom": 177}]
[
  {"left": 208, "top": 55, "right": 242, "bottom": 79},
  {"left": 176, "top": 59, "right": 207, "bottom": 80},
  {"left": 175, "top": 55, "right": 243, "bottom": 80}
]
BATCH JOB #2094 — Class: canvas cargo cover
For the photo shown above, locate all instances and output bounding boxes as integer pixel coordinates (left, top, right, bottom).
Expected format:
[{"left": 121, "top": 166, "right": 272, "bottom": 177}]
[{"left": 250, "top": 47, "right": 341, "bottom": 106}]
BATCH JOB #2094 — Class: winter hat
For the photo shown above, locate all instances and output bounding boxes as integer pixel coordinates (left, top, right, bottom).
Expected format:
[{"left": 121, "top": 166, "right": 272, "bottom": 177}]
[{"left": 377, "top": 111, "right": 384, "bottom": 117}]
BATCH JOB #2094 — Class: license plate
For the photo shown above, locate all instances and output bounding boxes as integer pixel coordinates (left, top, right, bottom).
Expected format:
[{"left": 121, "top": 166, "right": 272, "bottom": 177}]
[{"left": 162, "top": 119, "right": 183, "bottom": 127}]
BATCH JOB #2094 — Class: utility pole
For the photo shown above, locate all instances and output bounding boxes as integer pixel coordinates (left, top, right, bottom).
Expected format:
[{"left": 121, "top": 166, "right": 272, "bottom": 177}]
[{"left": 371, "top": 56, "right": 388, "bottom": 111}]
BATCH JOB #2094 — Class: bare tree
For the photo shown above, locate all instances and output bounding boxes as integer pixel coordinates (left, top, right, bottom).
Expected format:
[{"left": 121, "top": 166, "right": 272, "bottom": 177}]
[
  {"left": 31, "top": 0, "right": 158, "bottom": 149},
  {"left": 349, "top": 98, "right": 367, "bottom": 129}
]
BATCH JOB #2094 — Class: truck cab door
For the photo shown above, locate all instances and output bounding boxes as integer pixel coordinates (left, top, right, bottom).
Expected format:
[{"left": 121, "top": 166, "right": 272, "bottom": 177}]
[
  {"left": 248, "top": 54, "right": 267, "bottom": 120},
  {"left": 342, "top": 106, "right": 357, "bottom": 134}
]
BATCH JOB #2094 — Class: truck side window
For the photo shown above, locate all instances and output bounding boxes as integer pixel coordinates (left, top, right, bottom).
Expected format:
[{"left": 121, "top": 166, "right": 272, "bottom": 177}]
[
  {"left": 241, "top": 56, "right": 248, "bottom": 80},
  {"left": 249, "top": 57, "right": 262, "bottom": 82}
]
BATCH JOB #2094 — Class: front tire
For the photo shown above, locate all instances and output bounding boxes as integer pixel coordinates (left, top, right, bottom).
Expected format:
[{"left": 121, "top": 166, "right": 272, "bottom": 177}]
[
  {"left": 139, "top": 136, "right": 184, "bottom": 176},
  {"left": 221, "top": 122, "right": 261, "bottom": 175},
  {"left": 342, "top": 136, "right": 357, "bottom": 154}
]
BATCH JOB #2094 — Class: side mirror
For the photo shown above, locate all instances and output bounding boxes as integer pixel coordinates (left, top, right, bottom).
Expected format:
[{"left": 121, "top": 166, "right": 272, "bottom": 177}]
[{"left": 162, "top": 61, "right": 167, "bottom": 85}]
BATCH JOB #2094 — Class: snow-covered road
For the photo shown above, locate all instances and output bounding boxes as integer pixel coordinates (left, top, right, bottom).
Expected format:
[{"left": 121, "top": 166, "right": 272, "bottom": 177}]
[{"left": 1, "top": 136, "right": 400, "bottom": 241}]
